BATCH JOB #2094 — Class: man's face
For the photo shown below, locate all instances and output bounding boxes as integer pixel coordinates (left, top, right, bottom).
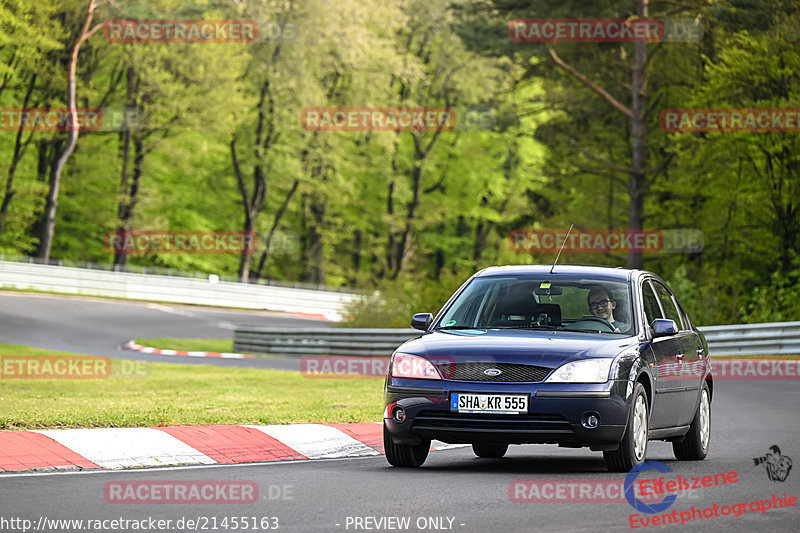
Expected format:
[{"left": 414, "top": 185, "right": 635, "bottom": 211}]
[{"left": 589, "top": 291, "right": 616, "bottom": 321}]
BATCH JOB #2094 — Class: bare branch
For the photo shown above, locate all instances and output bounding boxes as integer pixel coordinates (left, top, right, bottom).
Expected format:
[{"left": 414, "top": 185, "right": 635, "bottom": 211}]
[{"left": 547, "top": 46, "right": 633, "bottom": 119}]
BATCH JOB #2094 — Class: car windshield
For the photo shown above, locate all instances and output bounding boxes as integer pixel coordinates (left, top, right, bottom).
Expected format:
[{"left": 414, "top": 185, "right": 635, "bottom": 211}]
[{"left": 436, "top": 275, "right": 634, "bottom": 334}]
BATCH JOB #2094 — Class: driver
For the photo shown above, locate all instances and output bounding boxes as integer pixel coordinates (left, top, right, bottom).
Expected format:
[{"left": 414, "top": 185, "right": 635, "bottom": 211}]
[{"left": 587, "top": 286, "right": 629, "bottom": 333}]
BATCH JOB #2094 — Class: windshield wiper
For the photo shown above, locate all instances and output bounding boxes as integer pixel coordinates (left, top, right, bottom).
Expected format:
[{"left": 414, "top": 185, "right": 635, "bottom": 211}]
[
  {"left": 559, "top": 327, "right": 609, "bottom": 334},
  {"left": 435, "top": 325, "right": 484, "bottom": 330},
  {"left": 498, "top": 324, "right": 566, "bottom": 330}
]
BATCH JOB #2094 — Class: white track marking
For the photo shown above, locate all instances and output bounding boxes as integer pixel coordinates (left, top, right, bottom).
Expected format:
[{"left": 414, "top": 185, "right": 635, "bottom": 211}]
[
  {"left": 431, "top": 441, "right": 470, "bottom": 451},
  {"left": 0, "top": 453, "right": 396, "bottom": 478},
  {"left": 32, "top": 428, "right": 216, "bottom": 469},
  {"left": 145, "top": 303, "right": 196, "bottom": 318},
  {"left": 246, "top": 424, "right": 379, "bottom": 459}
]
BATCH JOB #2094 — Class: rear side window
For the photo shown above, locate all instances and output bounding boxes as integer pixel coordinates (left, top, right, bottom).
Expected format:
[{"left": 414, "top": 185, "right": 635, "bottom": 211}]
[
  {"left": 652, "top": 282, "right": 684, "bottom": 329},
  {"left": 674, "top": 298, "right": 692, "bottom": 329},
  {"left": 642, "top": 281, "right": 663, "bottom": 326}
]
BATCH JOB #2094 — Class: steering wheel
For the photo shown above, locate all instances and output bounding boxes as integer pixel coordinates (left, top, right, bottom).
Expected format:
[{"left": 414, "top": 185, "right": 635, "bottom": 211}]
[{"left": 569, "top": 316, "right": 616, "bottom": 332}]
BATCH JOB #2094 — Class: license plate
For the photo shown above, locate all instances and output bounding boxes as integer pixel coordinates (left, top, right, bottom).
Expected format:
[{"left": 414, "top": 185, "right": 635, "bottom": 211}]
[{"left": 450, "top": 393, "right": 528, "bottom": 414}]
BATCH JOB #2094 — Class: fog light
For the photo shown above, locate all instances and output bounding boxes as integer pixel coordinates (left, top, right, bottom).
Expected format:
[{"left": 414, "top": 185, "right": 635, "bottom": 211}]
[
  {"left": 393, "top": 407, "right": 407, "bottom": 423},
  {"left": 581, "top": 412, "right": 600, "bottom": 429}
]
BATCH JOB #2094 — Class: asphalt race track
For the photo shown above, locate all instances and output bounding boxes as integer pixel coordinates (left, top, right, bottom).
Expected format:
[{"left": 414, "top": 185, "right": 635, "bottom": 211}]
[
  {"left": 1, "top": 292, "right": 799, "bottom": 532},
  {"left": 1, "top": 379, "right": 798, "bottom": 532},
  {"left": 0, "top": 292, "right": 326, "bottom": 370}
]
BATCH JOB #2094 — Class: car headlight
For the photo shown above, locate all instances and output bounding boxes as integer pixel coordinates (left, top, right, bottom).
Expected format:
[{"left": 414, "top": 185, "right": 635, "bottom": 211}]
[
  {"left": 544, "top": 358, "right": 613, "bottom": 383},
  {"left": 390, "top": 353, "right": 442, "bottom": 380}
]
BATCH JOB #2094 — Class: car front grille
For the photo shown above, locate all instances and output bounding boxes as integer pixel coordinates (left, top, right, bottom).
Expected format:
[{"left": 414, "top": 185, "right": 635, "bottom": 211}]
[
  {"left": 435, "top": 361, "right": 552, "bottom": 382},
  {"left": 411, "top": 411, "right": 575, "bottom": 437}
]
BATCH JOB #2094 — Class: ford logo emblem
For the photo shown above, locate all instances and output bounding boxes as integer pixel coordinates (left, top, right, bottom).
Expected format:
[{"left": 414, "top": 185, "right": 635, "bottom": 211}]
[{"left": 484, "top": 368, "right": 502, "bottom": 376}]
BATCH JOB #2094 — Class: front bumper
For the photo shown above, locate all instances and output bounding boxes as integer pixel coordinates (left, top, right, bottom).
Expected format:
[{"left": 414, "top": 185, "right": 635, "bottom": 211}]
[{"left": 384, "top": 378, "right": 631, "bottom": 450}]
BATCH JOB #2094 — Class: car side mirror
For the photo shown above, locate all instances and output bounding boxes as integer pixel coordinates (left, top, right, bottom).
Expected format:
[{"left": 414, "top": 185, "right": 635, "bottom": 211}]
[
  {"left": 410, "top": 313, "right": 433, "bottom": 331},
  {"left": 651, "top": 319, "right": 678, "bottom": 338}
]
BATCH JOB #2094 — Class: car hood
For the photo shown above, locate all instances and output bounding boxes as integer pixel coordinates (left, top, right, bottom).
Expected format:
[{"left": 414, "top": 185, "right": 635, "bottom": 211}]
[{"left": 396, "top": 329, "right": 639, "bottom": 368}]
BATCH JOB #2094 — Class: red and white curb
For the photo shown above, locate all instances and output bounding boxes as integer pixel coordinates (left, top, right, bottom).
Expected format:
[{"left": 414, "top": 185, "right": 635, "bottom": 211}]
[
  {"left": 122, "top": 340, "right": 252, "bottom": 359},
  {"left": 0, "top": 423, "right": 462, "bottom": 473},
  {"left": 293, "top": 312, "right": 333, "bottom": 322}
]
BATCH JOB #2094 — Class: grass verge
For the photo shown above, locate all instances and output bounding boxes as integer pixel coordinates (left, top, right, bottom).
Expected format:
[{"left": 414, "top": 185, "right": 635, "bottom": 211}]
[
  {"left": 133, "top": 337, "right": 285, "bottom": 358},
  {"left": 135, "top": 337, "right": 234, "bottom": 353},
  {"left": 0, "top": 343, "right": 383, "bottom": 430}
]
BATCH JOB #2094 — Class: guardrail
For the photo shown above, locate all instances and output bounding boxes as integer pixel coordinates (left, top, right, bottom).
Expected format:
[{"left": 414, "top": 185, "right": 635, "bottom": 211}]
[
  {"left": 0, "top": 260, "right": 360, "bottom": 321},
  {"left": 698, "top": 321, "right": 800, "bottom": 356},
  {"left": 0, "top": 254, "right": 355, "bottom": 291},
  {"left": 233, "top": 327, "right": 419, "bottom": 356},
  {"left": 233, "top": 322, "right": 800, "bottom": 357}
]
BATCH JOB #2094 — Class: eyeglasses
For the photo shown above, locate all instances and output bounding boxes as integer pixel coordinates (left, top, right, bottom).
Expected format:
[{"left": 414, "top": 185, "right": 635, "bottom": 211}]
[{"left": 589, "top": 299, "right": 613, "bottom": 310}]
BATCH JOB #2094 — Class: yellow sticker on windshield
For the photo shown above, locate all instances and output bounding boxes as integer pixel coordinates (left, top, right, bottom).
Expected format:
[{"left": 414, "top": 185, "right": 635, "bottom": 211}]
[{"left": 539, "top": 282, "right": 551, "bottom": 289}]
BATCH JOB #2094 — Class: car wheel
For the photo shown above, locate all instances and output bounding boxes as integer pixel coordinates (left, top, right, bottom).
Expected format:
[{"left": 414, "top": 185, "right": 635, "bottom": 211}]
[
  {"left": 604, "top": 382, "right": 648, "bottom": 472},
  {"left": 472, "top": 443, "right": 508, "bottom": 458},
  {"left": 672, "top": 384, "right": 710, "bottom": 461},
  {"left": 383, "top": 423, "right": 430, "bottom": 467}
]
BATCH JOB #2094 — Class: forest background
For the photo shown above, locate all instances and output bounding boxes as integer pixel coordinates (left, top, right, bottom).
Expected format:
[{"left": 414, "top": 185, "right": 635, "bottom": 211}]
[{"left": 1, "top": 0, "right": 798, "bottom": 327}]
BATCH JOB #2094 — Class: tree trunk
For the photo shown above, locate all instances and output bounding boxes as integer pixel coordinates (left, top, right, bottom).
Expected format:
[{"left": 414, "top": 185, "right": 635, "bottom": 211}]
[
  {"left": 113, "top": 136, "right": 144, "bottom": 269},
  {"left": 233, "top": 79, "right": 272, "bottom": 283},
  {"left": 392, "top": 161, "right": 423, "bottom": 279},
  {"left": 36, "top": 0, "right": 99, "bottom": 261},
  {"left": 473, "top": 221, "right": 489, "bottom": 267},
  {"left": 386, "top": 179, "right": 396, "bottom": 276},
  {"left": 253, "top": 179, "right": 299, "bottom": 282},
  {"left": 352, "top": 229, "right": 362, "bottom": 278},
  {"left": 113, "top": 128, "right": 132, "bottom": 268},
  {"left": 0, "top": 73, "right": 36, "bottom": 237},
  {"left": 627, "top": 0, "right": 648, "bottom": 269},
  {"left": 238, "top": 217, "right": 255, "bottom": 281},
  {"left": 232, "top": 136, "right": 266, "bottom": 283},
  {"left": 385, "top": 134, "right": 401, "bottom": 278},
  {"left": 472, "top": 197, "right": 492, "bottom": 268},
  {"left": 302, "top": 191, "right": 326, "bottom": 285},
  {"left": 390, "top": 115, "right": 448, "bottom": 279}
]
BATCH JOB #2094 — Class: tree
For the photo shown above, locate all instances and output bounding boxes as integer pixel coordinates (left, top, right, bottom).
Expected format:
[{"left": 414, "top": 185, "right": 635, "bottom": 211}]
[{"left": 36, "top": 0, "right": 103, "bottom": 261}]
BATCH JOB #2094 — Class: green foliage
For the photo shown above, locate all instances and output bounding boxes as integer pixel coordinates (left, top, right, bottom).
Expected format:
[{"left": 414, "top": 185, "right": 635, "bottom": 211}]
[
  {"left": 0, "top": 0, "right": 796, "bottom": 326},
  {"left": 739, "top": 253, "right": 800, "bottom": 323},
  {"left": 341, "top": 275, "right": 466, "bottom": 328}
]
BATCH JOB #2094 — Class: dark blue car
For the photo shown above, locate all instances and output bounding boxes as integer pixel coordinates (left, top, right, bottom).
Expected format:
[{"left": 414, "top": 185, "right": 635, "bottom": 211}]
[{"left": 383, "top": 265, "right": 712, "bottom": 471}]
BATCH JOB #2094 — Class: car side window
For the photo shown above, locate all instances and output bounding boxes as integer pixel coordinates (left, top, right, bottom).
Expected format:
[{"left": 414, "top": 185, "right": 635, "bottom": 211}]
[
  {"left": 641, "top": 281, "right": 663, "bottom": 326},
  {"left": 674, "top": 299, "right": 691, "bottom": 330},
  {"left": 652, "top": 282, "right": 684, "bottom": 329}
]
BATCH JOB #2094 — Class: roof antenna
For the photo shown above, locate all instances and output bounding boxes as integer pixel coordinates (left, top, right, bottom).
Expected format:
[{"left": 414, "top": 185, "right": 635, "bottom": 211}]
[{"left": 550, "top": 224, "right": 574, "bottom": 274}]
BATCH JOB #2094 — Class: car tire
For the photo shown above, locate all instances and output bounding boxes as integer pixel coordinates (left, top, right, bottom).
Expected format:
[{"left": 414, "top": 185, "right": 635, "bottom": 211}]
[
  {"left": 383, "top": 423, "right": 430, "bottom": 467},
  {"left": 604, "top": 382, "right": 648, "bottom": 472},
  {"left": 672, "top": 383, "right": 710, "bottom": 461},
  {"left": 472, "top": 443, "right": 508, "bottom": 458}
]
